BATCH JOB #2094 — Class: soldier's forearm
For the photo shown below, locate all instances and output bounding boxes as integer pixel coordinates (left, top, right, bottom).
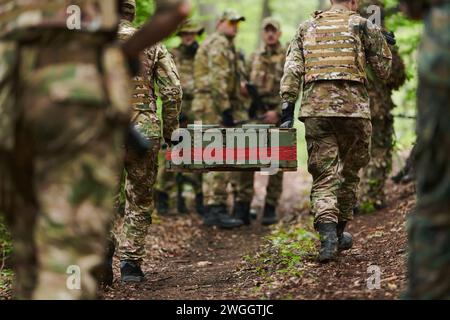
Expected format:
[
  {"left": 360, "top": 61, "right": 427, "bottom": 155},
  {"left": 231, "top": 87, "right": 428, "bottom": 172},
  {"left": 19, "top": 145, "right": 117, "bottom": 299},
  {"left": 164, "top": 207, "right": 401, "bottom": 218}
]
[{"left": 122, "top": 1, "right": 191, "bottom": 59}]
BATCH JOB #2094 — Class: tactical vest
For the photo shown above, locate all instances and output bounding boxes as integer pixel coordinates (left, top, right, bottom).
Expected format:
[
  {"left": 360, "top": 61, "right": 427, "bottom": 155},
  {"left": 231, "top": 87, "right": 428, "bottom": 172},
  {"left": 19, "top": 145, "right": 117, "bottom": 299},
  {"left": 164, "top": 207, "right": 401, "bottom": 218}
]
[
  {"left": 117, "top": 20, "right": 155, "bottom": 113},
  {"left": 303, "top": 10, "right": 367, "bottom": 84},
  {"left": 0, "top": 0, "right": 119, "bottom": 40}
]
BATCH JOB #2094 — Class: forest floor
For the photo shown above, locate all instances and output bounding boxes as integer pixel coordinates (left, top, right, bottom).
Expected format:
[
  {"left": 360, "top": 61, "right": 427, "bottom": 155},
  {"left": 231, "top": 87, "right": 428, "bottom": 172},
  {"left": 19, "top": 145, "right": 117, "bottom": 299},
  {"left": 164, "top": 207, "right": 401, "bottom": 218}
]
[{"left": 102, "top": 170, "right": 415, "bottom": 300}]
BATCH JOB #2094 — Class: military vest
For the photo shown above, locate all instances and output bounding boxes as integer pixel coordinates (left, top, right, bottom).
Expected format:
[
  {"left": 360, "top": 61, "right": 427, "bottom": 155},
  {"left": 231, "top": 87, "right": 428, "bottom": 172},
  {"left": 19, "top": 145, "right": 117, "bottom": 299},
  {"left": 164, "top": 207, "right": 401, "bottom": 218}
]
[
  {"left": 117, "top": 19, "right": 155, "bottom": 113},
  {"left": 303, "top": 10, "right": 367, "bottom": 84},
  {"left": 0, "top": 0, "right": 119, "bottom": 40}
]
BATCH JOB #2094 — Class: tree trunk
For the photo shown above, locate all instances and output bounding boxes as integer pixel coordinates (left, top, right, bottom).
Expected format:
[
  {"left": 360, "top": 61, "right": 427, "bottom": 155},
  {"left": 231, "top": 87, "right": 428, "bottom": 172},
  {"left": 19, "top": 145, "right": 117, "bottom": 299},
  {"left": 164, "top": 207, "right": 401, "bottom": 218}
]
[
  {"left": 197, "top": 0, "right": 217, "bottom": 35},
  {"left": 257, "top": 0, "right": 272, "bottom": 47}
]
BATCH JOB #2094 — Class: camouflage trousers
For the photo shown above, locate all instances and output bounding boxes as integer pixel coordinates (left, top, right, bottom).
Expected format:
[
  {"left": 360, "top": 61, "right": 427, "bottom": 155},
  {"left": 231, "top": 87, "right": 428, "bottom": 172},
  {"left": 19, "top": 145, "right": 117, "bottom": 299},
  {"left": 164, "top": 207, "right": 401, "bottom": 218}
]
[
  {"left": 264, "top": 171, "right": 284, "bottom": 207},
  {"left": 156, "top": 149, "right": 202, "bottom": 195},
  {"left": 406, "top": 78, "right": 450, "bottom": 299},
  {"left": 118, "top": 138, "right": 160, "bottom": 264},
  {"left": 204, "top": 171, "right": 254, "bottom": 206},
  {"left": 360, "top": 115, "right": 394, "bottom": 208},
  {"left": 305, "top": 118, "right": 372, "bottom": 225},
  {"left": 0, "top": 37, "right": 126, "bottom": 299}
]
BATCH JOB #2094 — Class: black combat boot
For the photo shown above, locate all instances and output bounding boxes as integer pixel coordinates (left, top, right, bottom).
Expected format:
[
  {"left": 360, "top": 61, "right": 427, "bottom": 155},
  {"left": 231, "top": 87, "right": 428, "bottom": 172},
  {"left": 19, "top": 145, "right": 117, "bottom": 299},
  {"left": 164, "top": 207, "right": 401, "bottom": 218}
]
[
  {"left": 316, "top": 223, "right": 338, "bottom": 263},
  {"left": 120, "top": 260, "right": 145, "bottom": 283},
  {"left": 261, "top": 203, "right": 278, "bottom": 226},
  {"left": 204, "top": 204, "right": 244, "bottom": 229},
  {"left": 156, "top": 191, "right": 169, "bottom": 215},
  {"left": 195, "top": 193, "right": 205, "bottom": 216},
  {"left": 233, "top": 201, "right": 251, "bottom": 225},
  {"left": 100, "top": 238, "right": 115, "bottom": 287},
  {"left": 337, "top": 221, "right": 353, "bottom": 251}
]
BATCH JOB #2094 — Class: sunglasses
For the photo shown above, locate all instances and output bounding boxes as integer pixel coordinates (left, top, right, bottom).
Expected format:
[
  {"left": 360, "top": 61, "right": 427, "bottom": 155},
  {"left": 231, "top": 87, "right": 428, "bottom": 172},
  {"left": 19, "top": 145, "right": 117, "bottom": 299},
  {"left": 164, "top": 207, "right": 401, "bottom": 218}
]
[{"left": 226, "top": 20, "right": 241, "bottom": 28}]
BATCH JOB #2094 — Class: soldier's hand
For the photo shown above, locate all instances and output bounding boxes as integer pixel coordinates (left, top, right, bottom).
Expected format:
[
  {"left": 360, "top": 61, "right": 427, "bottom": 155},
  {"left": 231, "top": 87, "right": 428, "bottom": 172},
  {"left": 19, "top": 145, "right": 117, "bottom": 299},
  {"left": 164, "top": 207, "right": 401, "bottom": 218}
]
[
  {"left": 280, "top": 102, "right": 295, "bottom": 129},
  {"left": 263, "top": 111, "right": 280, "bottom": 125},
  {"left": 222, "top": 109, "right": 235, "bottom": 127}
]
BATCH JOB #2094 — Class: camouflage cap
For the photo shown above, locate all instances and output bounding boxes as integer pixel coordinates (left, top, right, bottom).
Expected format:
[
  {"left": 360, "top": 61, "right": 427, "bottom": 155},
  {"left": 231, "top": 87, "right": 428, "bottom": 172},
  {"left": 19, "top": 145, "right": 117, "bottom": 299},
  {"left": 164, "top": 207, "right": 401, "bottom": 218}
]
[
  {"left": 122, "top": 0, "right": 136, "bottom": 14},
  {"left": 177, "top": 20, "right": 205, "bottom": 35},
  {"left": 261, "top": 17, "right": 281, "bottom": 31},
  {"left": 219, "top": 9, "right": 246, "bottom": 22}
]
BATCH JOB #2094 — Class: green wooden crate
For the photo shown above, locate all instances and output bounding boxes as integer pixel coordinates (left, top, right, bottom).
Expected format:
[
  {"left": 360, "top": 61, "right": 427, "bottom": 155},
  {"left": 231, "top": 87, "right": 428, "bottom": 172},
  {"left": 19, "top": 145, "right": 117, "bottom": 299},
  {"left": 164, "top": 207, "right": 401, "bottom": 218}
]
[{"left": 166, "top": 124, "right": 298, "bottom": 172}]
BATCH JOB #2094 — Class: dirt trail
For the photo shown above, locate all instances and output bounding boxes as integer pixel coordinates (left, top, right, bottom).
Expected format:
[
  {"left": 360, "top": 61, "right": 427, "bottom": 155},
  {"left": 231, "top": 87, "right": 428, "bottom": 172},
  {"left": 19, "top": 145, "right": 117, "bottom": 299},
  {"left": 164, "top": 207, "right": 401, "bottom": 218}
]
[{"left": 103, "top": 171, "right": 414, "bottom": 300}]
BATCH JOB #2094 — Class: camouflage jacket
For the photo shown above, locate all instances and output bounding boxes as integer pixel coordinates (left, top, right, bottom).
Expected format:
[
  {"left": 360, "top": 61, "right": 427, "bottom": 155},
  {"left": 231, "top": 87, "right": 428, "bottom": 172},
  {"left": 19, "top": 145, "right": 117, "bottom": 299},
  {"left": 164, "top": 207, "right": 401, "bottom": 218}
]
[
  {"left": 118, "top": 19, "right": 181, "bottom": 141},
  {"left": 249, "top": 43, "right": 286, "bottom": 107},
  {"left": 171, "top": 43, "right": 197, "bottom": 101},
  {"left": 280, "top": 4, "right": 392, "bottom": 119},
  {"left": 194, "top": 32, "right": 241, "bottom": 113},
  {"left": 366, "top": 45, "right": 406, "bottom": 119}
]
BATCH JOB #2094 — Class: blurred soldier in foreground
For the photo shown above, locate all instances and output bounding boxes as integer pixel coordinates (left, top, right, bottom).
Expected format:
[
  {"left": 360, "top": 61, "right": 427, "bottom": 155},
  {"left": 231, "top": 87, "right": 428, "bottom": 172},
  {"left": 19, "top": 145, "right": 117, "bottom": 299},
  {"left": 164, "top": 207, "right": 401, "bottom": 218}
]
[
  {"left": 280, "top": 0, "right": 392, "bottom": 263},
  {"left": 245, "top": 17, "right": 286, "bottom": 226},
  {"left": 400, "top": 0, "right": 450, "bottom": 299},
  {"left": 115, "top": 0, "right": 182, "bottom": 283},
  {"left": 192, "top": 9, "right": 248, "bottom": 229},
  {"left": 358, "top": 0, "right": 407, "bottom": 212},
  {"left": 0, "top": 0, "right": 189, "bottom": 299},
  {"left": 156, "top": 20, "right": 205, "bottom": 216}
]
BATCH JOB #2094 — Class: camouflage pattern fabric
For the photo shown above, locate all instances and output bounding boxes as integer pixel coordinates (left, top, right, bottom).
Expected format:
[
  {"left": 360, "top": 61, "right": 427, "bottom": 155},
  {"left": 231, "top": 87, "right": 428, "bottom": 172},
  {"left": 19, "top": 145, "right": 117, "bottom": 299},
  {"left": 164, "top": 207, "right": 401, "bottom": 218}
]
[
  {"left": 171, "top": 42, "right": 197, "bottom": 115},
  {"left": 193, "top": 31, "right": 247, "bottom": 206},
  {"left": 118, "top": 20, "right": 182, "bottom": 141},
  {"left": 281, "top": 4, "right": 391, "bottom": 226},
  {"left": 405, "top": 0, "right": 450, "bottom": 300},
  {"left": 118, "top": 139, "right": 160, "bottom": 263},
  {"left": 192, "top": 32, "right": 244, "bottom": 121},
  {"left": 281, "top": 4, "right": 392, "bottom": 119},
  {"left": 156, "top": 40, "right": 202, "bottom": 198},
  {"left": 116, "top": 19, "right": 181, "bottom": 263},
  {"left": 305, "top": 118, "right": 372, "bottom": 224},
  {"left": 246, "top": 41, "right": 286, "bottom": 207},
  {"left": 249, "top": 42, "right": 286, "bottom": 108},
  {"left": 0, "top": 31, "right": 128, "bottom": 299},
  {"left": 360, "top": 45, "right": 406, "bottom": 209},
  {"left": 0, "top": 0, "right": 119, "bottom": 40},
  {"left": 231, "top": 172, "right": 254, "bottom": 203}
]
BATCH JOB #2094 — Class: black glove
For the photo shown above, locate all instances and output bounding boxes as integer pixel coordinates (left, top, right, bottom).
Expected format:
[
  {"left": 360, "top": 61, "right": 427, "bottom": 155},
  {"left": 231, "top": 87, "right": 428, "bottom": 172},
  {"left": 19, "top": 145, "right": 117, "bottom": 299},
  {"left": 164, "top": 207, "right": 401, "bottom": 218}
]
[
  {"left": 222, "top": 109, "right": 235, "bottom": 127},
  {"left": 280, "top": 102, "right": 295, "bottom": 129},
  {"left": 126, "top": 125, "right": 152, "bottom": 157},
  {"left": 382, "top": 30, "right": 396, "bottom": 46}
]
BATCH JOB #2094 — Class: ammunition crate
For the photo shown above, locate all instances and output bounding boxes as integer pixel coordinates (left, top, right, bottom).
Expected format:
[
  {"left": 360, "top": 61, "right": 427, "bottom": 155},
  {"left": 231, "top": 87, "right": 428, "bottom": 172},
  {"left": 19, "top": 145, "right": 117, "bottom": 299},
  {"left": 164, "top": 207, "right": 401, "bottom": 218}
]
[{"left": 166, "top": 124, "right": 297, "bottom": 172}]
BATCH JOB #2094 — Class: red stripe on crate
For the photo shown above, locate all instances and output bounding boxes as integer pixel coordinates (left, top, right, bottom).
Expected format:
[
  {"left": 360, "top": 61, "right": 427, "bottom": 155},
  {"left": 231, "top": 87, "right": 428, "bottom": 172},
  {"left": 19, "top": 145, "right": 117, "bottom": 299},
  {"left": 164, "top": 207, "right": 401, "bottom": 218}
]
[{"left": 166, "top": 147, "right": 297, "bottom": 162}]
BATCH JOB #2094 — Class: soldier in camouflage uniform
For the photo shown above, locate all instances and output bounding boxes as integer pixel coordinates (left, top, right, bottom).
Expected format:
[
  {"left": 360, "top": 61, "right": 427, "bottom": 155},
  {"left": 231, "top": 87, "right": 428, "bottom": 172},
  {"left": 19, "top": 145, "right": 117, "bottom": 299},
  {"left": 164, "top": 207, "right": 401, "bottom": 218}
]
[
  {"left": 280, "top": 0, "right": 392, "bottom": 262},
  {"left": 400, "top": 0, "right": 450, "bottom": 299},
  {"left": 358, "top": 0, "right": 407, "bottom": 212},
  {"left": 244, "top": 17, "right": 286, "bottom": 226},
  {"left": 0, "top": 0, "right": 189, "bottom": 299},
  {"left": 0, "top": 0, "right": 130, "bottom": 300},
  {"left": 156, "top": 20, "right": 205, "bottom": 216},
  {"left": 116, "top": 0, "right": 182, "bottom": 283},
  {"left": 192, "top": 9, "right": 248, "bottom": 229}
]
